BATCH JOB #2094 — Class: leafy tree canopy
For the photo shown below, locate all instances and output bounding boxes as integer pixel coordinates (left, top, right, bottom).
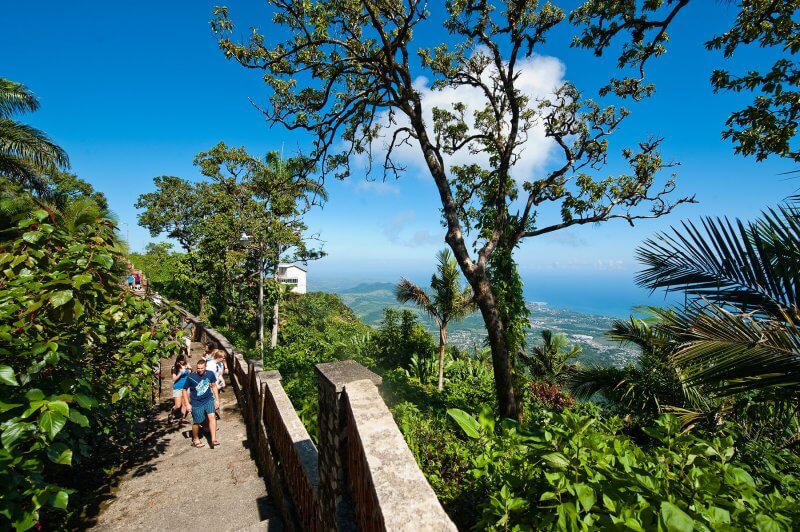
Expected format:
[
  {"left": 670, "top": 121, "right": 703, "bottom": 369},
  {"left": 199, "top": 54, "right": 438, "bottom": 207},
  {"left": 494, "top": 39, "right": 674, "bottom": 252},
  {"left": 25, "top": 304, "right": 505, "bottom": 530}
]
[{"left": 212, "top": 0, "right": 696, "bottom": 418}]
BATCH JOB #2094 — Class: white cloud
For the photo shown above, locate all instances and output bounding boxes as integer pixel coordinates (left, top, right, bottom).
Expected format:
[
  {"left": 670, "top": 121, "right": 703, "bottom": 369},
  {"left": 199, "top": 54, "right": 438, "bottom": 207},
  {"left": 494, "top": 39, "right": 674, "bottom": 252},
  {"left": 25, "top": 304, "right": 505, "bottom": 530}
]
[
  {"left": 543, "top": 259, "right": 628, "bottom": 271},
  {"left": 381, "top": 210, "right": 444, "bottom": 248},
  {"left": 383, "top": 210, "right": 417, "bottom": 243},
  {"left": 541, "top": 229, "right": 587, "bottom": 248},
  {"left": 352, "top": 51, "right": 565, "bottom": 183}
]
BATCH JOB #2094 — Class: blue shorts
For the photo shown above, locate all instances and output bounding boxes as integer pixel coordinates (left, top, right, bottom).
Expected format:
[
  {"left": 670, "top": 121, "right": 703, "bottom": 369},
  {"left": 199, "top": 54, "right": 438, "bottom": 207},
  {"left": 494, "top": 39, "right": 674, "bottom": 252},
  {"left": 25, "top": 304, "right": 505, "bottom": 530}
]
[{"left": 191, "top": 399, "right": 215, "bottom": 424}]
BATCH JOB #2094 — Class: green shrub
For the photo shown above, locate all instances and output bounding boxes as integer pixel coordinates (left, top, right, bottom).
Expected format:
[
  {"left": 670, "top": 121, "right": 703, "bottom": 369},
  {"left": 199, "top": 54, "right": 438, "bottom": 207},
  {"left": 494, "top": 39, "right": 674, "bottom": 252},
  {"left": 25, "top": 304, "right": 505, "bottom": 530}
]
[
  {"left": 261, "top": 292, "right": 374, "bottom": 439},
  {"left": 0, "top": 211, "right": 179, "bottom": 530},
  {"left": 370, "top": 308, "right": 436, "bottom": 369},
  {"left": 392, "top": 401, "right": 486, "bottom": 529},
  {"left": 448, "top": 405, "right": 800, "bottom": 531}
]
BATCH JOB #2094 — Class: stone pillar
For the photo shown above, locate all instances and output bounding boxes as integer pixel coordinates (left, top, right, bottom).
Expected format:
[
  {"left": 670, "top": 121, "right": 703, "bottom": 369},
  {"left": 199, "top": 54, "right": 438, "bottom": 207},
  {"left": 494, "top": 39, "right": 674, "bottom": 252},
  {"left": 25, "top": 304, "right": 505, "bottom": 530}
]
[
  {"left": 315, "top": 361, "right": 382, "bottom": 532},
  {"left": 247, "top": 360, "right": 264, "bottom": 426}
]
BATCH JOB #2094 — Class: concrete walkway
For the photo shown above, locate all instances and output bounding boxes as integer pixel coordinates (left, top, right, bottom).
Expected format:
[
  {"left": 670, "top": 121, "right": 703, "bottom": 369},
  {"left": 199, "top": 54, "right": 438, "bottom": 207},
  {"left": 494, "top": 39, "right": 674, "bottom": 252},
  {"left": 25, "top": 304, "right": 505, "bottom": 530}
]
[{"left": 91, "top": 343, "right": 281, "bottom": 531}]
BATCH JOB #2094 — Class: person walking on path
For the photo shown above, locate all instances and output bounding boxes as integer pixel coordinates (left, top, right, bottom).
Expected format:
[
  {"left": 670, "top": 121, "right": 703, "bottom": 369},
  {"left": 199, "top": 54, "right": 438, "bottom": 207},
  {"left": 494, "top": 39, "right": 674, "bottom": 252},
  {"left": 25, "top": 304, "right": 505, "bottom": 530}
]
[
  {"left": 183, "top": 358, "right": 220, "bottom": 448},
  {"left": 127, "top": 274, "right": 134, "bottom": 289},
  {"left": 168, "top": 354, "right": 190, "bottom": 423}
]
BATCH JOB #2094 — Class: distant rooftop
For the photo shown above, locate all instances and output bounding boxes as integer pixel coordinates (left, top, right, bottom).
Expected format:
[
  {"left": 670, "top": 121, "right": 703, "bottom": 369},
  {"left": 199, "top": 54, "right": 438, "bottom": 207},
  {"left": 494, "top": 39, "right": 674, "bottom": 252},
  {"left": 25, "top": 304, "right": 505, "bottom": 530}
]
[{"left": 278, "top": 263, "right": 307, "bottom": 272}]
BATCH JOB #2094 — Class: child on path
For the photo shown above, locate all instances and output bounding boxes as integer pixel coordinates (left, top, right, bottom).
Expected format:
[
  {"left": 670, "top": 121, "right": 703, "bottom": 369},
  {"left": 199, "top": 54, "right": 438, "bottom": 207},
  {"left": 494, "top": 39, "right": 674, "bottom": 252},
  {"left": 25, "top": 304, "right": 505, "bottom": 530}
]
[
  {"left": 127, "top": 274, "right": 134, "bottom": 289},
  {"left": 213, "top": 351, "right": 227, "bottom": 393},
  {"left": 168, "top": 354, "right": 190, "bottom": 423},
  {"left": 183, "top": 358, "right": 220, "bottom": 448}
]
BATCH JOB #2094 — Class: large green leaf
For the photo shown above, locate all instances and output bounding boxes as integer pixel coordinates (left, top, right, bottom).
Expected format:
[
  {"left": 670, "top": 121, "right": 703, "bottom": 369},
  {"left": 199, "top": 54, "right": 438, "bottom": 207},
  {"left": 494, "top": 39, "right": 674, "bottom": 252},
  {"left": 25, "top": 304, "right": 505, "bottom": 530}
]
[
  {"left": 73, "top": 393, "right": 97, "bottom": 409},
  {"left": 0, "top": 401, "right": 22, "bottom": 413},
  {"left": 0, "top": 365, "right": 19, "bottom": 386},
  {"left": 46, "top": 443, "right": 73, "bottom": 465},
  {"left": 1, "top": 420, "right": 35, "bottom": 449},
  {"left": 22, "top": 230, "right": 42, "bottom": 243},
  {"left": 71, "top": 273, "right": 92, "bottom": 288},
  {"left": 542, "top": 452, "right": 570, "bottom": 470},
  {"left": 69, "top": 410, "right": 89, "bottom": 428},
  {"left": 446, "top": 408, "right": 481, "bottom": 439},
  {"left": 38, "top": 410, "right": 67, "bottom": 439},
  {"left": 572, "top": 483, "right": 596, "bottom": 512},
  {"left": 51, "top": 490, "right": 69, "bottom": 510},
  {"left": 660, "top": 502, "right": 693, "bottom": 532},
  {"left": 25, "top": 388, "right": 44, "bottom": 401},
  {"left": 50, "top": 290, "right": 73, "bottom": 308}
]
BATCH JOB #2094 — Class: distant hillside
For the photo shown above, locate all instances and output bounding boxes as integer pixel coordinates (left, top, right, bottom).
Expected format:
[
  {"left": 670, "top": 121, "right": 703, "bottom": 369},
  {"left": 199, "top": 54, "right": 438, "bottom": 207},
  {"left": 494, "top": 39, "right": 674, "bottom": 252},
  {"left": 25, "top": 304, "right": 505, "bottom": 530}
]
[
  {"left": 339, "top": 282, "right": 396, "bottom": 294},
  {"left": 331, "top": 282, "right": 638, "bottom": 368}
]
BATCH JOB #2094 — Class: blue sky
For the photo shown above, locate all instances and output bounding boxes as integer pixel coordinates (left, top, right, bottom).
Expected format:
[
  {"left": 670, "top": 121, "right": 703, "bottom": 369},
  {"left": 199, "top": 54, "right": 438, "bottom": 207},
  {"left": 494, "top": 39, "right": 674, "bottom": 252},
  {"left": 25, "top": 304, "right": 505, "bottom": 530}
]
[{"left": 3, "top": 2, "right": 795, "bottom": 312}]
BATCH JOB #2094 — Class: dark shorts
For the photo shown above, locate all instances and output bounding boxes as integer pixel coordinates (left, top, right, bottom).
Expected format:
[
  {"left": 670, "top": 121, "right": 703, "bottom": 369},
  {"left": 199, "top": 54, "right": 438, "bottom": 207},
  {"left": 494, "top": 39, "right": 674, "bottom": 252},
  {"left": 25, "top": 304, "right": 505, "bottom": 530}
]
[{"left": 191, "top": 399, "right": 215, "bottom": 424}]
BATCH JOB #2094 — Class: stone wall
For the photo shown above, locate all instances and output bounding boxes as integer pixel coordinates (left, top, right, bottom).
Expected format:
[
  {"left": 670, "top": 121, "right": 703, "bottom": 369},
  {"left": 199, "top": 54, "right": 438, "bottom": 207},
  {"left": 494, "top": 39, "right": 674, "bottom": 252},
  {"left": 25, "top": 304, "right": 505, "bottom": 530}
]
[{"left": 173, "top": 305, "right": 456, "bottom": 531}]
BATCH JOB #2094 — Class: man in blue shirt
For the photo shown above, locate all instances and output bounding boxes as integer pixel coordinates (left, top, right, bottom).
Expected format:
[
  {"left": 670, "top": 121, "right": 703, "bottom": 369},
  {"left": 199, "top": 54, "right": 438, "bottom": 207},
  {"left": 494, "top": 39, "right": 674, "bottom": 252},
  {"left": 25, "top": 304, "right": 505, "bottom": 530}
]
[{"left": 183, "top": 358, "right": 220, "bottom": 448}]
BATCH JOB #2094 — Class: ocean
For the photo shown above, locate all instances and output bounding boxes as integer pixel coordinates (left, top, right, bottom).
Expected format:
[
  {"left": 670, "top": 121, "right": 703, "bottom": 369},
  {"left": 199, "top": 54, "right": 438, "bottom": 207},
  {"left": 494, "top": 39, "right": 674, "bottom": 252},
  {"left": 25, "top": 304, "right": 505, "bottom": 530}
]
[{"left": 520, "top": 272, "right": 682, "bottom": 319}]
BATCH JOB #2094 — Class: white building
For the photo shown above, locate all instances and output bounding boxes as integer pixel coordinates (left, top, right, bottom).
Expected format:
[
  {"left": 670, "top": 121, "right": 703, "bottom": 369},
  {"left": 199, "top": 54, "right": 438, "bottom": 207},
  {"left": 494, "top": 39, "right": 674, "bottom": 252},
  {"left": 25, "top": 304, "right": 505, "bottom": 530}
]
[{"left": 276, "top": 263, "right": 307, "bottom": 294}]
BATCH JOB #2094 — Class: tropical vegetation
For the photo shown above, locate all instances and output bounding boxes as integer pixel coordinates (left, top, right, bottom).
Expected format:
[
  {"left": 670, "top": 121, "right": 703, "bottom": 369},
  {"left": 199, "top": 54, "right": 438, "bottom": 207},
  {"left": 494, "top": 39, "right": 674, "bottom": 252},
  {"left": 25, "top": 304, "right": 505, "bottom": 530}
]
[
  {"left": 0, "top": 78, "right": 179, "bottom": 530},
  {"left": 211, "top": 0, "right": 697, "bottom": 421},
  {"left": 135, "top": 143, "right": 325, "bottom": 346},
  {"left": 396, "top": 249, "right": 475, "bottom": 391},
  {"left": 3, "top": 0, "right": 799, "bottom": 529},
  {"left": 0, "top": 78, "right": 69, "bottom": 194}
]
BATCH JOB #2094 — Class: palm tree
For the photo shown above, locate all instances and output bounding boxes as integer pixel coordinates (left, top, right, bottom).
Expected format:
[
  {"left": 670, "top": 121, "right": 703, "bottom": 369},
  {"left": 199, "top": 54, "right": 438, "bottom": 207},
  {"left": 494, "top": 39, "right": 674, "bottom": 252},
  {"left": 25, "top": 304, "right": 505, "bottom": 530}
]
[
  {"left": 635, "top": 204, "right": 800, "bottom": 396},
  {"left": 0, "top": 78, "right": 69, "bottom": 194},
  {"left": 569, "top": 315, "right": 709, "bottom": 422},
  {"left": 524, "top": 330, "right": 581, "bottom": 385},
  {"left": 57, "top": 196, "right": 113, "bottom": 236},
  {"left": 396, "top": 249, "right": 475, "bottom": 391}
]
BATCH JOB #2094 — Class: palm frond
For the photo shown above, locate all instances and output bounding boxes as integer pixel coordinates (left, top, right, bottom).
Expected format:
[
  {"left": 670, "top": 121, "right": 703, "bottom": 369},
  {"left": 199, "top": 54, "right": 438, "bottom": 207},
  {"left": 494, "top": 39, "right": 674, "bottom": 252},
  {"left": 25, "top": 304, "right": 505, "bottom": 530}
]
[
  {"left": 0, "top": 78, "right": 39, "bottom": 118},
  {"left": 568, "top": 365, "right": 633, "bottom": 402},
  {"left": 395, "top": 278, "right": 436, "bottom": 319},
  {"left": 636, "top": 212, "right": 800, "bottom": 318},
  {"left": 0, "top": 119, "right": 70, "bottom": 173},
  {"left": 57, "top": 197, "right": 105, "bottom": 235},
  {"left": 753, "top": 205, "right": 800, "bottom": 293},
  {"left": 429, "top": 248, "right": 475, "bottom": 323},
  {"left": 0, "top": 153, "right": 48, "bottom": 194},
  {"left": 663, "top": 303, "right": 800, "bottom": 395},
  {"left": 607, "top": 313, "right": 676, "bottom": 360}
]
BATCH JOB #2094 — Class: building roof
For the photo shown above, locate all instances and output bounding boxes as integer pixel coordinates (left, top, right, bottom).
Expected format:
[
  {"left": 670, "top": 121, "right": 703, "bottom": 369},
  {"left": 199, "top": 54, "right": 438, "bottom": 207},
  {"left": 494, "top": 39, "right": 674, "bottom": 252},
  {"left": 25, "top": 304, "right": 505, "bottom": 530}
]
[{"left": 278, "top": 263, "right": 307, "bottom": 272}]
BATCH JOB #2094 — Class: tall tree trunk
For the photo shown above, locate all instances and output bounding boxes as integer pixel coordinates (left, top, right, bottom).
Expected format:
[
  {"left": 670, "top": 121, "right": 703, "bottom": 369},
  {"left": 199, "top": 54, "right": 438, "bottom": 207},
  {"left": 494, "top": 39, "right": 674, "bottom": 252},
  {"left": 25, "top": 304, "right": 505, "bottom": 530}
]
[
  {"left": 198, "top": 294, "right": 209, "bottom": 322},
  {"left": 408, "top": 105, "right": 518, "bottom": 419},
  {"left": 270, "top": 300, "right": 279, "bottom": 349},
  {"left": 471, "top": 276, "right": 519, "bottom": 419},
  {"left": 437, "top": 326, "right": 447, "bottom": 392},
  {"left": 258, "top": 263, "right": 264, "bottom": 356}
]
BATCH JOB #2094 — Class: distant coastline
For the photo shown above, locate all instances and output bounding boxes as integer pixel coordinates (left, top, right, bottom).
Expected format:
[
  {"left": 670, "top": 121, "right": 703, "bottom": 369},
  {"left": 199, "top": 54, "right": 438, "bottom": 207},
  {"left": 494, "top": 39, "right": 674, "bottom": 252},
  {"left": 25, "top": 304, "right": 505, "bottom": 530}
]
[{"left": 332, "top": 281, "right": 639, "bottom": 368}]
